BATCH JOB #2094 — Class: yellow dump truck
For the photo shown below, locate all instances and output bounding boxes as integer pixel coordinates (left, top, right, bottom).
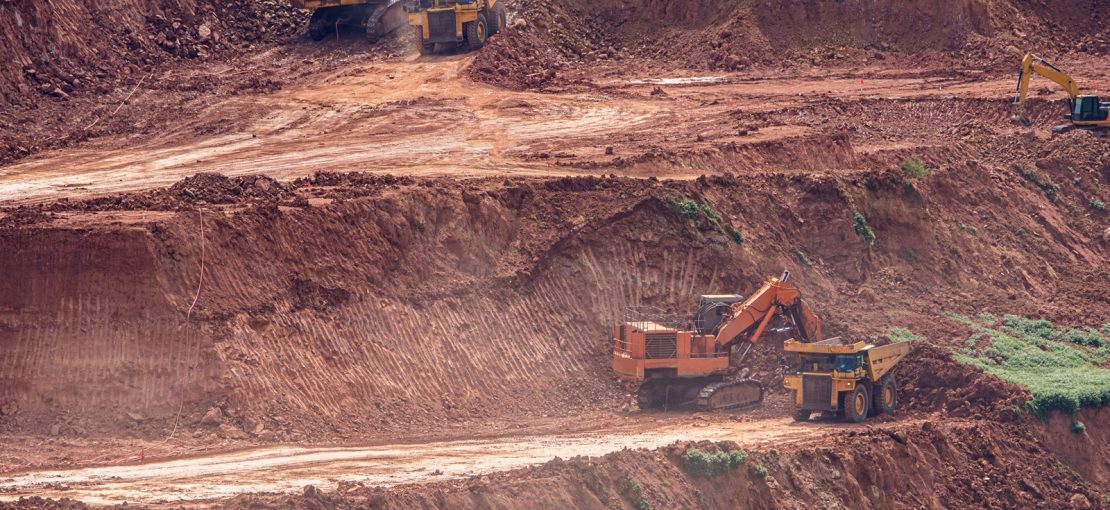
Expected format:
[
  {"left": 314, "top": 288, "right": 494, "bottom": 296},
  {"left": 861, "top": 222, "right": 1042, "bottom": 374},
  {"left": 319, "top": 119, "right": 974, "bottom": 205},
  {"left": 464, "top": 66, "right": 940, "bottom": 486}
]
[
  {"left": 407, "top": 0, "right": 507, "bottom": 54},
  {"left": 783, "top": 339, "right": 910, "bottom": 422}
]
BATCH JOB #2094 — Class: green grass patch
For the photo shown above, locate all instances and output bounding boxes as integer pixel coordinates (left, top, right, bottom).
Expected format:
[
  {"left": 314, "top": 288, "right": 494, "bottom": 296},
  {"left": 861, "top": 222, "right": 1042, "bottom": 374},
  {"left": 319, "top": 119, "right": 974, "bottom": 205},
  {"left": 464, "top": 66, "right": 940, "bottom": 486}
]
[
  {"left": 950, "top": 314, "right": 1110, "bottom": 415},
  {"left": 852, "top": 211, "right": 875, "bottom": 245},
  {"left": 753, "top": 465, "right": 769, "bottom": 478},
  {"left": 683, "top": 448, "right": 748, "bottom": 478},
  {"left": 889, "top": 327, "right": 924, "bottom": 343}
]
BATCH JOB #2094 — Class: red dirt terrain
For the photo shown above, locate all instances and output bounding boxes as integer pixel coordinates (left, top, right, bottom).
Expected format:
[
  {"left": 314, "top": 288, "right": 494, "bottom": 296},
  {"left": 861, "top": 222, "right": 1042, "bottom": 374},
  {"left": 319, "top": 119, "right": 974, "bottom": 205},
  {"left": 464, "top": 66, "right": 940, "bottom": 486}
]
[{"left": 0, "top": 0, "right": 1108, "bottom": 508}]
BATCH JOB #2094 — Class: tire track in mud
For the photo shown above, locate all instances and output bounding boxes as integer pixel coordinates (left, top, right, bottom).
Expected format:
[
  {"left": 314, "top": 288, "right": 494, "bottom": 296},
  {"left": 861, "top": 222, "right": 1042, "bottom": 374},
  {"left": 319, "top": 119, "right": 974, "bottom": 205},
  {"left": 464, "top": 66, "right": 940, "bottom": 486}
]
[{"left": 0, "top": 230, "right": 217, "bottom": 435}]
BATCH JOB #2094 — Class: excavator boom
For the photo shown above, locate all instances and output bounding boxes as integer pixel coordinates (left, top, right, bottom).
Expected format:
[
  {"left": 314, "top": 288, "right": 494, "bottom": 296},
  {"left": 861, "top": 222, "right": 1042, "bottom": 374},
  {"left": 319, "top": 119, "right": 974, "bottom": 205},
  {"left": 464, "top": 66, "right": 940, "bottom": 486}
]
[
  {"left": 1014, "top": 53, "right": 1080, "bottom": 108},
  {"left": 713, "top": 272, "right": 823, "bottom": 350},
  {"left": 1012, "top": 53, "right": 1109, "bottom": 133}
]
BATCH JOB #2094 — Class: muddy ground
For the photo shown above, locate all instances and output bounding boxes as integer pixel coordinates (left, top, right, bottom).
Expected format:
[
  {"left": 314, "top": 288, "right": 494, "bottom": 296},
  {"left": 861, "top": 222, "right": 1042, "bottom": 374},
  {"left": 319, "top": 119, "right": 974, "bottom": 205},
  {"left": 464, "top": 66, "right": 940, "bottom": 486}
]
[{"left": 1, "top": 0, "right": 1109, "bottom": 508}]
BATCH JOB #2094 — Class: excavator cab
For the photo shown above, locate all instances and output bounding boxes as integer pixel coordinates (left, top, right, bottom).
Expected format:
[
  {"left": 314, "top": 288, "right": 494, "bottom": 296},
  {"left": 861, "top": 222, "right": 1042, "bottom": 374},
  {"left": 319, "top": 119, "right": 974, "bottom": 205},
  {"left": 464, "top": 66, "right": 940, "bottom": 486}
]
[{"left": 1071, "top": 95, "right": 1110, "bottom": 122}]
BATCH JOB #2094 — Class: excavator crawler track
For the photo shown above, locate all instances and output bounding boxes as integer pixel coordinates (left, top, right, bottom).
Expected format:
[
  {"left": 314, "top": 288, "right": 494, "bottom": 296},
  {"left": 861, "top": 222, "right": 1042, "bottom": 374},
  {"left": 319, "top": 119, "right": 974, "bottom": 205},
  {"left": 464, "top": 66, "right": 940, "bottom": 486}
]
[{"left": 696, "top": 379, "right": 764, "bottom": 411}]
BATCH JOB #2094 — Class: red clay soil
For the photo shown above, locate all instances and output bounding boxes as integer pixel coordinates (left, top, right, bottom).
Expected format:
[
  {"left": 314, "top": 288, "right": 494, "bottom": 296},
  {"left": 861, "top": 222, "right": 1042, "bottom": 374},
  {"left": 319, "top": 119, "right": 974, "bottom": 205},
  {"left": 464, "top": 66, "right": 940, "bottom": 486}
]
[
  {"left": 895, "top": 343, "right": 1030, "bottom": 422},
  {"left": 1, "top": 142, "right": 1107, "bottom": 445},
  {"left": 470, "top": 0, "right": 1110, "bottom": 90},
  {"left": 132, "top": 418, "right": 1106, "bottom": 509}
]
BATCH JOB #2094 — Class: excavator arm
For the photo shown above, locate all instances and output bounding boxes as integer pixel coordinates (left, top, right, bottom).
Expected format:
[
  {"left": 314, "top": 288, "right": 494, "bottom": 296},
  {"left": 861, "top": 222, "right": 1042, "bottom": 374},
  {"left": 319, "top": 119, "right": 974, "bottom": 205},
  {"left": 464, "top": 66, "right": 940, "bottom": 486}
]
[
  {"left": 712, "top": 272, "right": 823, "bottom": 350},
  {"left": 1014, "top": 53, "right": 1081, "bottom": 109}
]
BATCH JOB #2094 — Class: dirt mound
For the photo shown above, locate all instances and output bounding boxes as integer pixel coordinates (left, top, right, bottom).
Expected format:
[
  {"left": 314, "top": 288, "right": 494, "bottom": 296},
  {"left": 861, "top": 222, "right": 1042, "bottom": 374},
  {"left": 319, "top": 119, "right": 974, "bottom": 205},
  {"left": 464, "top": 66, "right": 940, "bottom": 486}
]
[
  {"left": 0, "top": 0, "right": 305, "bottom": 107},
  {"left": 167, "top": 173, "right": 290, "bottom": 204},
  {"left": 473, "top": 0, "right": 1109, "bottom": 89},
  {"left": 213, "top": 421, "right": 1099, "bottom": 510},
  {"left": 895, "top": 343, "right": 1030, "bottom": 421}
]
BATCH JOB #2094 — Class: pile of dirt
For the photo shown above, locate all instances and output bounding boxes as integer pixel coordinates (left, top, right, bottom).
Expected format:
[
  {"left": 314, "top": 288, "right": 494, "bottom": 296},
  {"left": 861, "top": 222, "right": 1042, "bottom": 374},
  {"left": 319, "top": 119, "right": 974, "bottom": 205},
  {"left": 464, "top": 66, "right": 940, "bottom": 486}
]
[
  {"left": 213, "top": 421, "right": 1100, "bottom": 509},
  {"left": 167, "top": 173, "right": 290, "bottom": 204},
  {"left": 0, "top": 0, "right": 311, "bottom": 166},
  {"left": 0, "top": 0, "right": 306, "bottom": 107},
  {"left": 894, "top": 343, "right": 1030, "bottom": 421},
  {"left": 473, "top": 0, "right": 1110, "bottom": 89}
]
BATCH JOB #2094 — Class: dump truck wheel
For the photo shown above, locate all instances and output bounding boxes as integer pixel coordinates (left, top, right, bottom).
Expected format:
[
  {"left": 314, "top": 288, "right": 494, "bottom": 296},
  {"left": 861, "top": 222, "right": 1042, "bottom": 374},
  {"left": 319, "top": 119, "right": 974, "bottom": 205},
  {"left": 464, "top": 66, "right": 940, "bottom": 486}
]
[
  {"left": 874, "top": 375, "right": 897, "bottom": 415},
  {"left": 466, "top": 14, "right": 489, "bottom": 51},
  {"left": 844, "top": 384, "right": 870, "bottom": 423},
  {"left": 792, "top": 409, "right": 811, "bottom": 422},
  {"left": 488, "top": 3, "right": 507, "bottom": 35},
  {"left": 308, "top": 9, "right": 331, "bottom": 41}
]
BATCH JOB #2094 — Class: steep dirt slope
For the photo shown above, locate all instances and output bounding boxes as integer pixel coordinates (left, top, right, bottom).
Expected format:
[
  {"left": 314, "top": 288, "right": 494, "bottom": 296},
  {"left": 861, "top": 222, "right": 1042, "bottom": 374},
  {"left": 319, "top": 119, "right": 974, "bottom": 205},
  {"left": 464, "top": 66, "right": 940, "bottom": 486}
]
[
  {"left": 472, "top": 0, "right": 1110, "bottom": 89},
  {"left": 1, "top": 124, "right": 1106, "bottom": 442}
]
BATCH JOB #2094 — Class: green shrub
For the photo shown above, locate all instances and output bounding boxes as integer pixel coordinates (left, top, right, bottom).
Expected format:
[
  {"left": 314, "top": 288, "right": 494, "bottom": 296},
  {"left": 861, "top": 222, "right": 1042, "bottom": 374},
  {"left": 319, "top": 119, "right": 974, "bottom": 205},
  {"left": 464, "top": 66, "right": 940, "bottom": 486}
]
[
  {"left": 730, "top": 228, "right": 746, "bottom": 244},
  {"left": 1071, "top": 420, "right": 1086, "bottom": 434},
  {"left": 959, "top": 223, "right": 979, "bottom": 236},
  {"left": 622, "top": 479, "right": 651, "bottom": 510},
  {"left": 1091, "top": 198, "right": 1106, "bottom": 211},
  {"left": 1015, "top": 165, "right": 1061, "bottom": 201},
  {"left": 1063, "top": 328, "right": 1103, "bottom": 347},
  {"left": 852, "top": 211, "right": 875, "bottom": 245},
  {"left": 977, "top": 313, "right": 997, "bottom": 326},
  {"left": 670, "top": 197, "right": 720, "bottom": 224},
  {"left": 900, "top": 156, "right": 930, "bottom": 179},
  {"left": 683, "top": 448, "right": 748, "bottom": 478},
  {"left": 753, "top": 465, "right": 769, "bottom": 478}
]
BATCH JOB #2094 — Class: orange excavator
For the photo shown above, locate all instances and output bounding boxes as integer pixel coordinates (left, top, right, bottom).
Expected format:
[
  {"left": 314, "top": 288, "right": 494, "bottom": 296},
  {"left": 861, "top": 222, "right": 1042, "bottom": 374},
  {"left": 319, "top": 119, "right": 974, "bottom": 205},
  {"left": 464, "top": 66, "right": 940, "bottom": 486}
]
[{"left": 612, "top": 272, "right": 823, "bottom": 411}]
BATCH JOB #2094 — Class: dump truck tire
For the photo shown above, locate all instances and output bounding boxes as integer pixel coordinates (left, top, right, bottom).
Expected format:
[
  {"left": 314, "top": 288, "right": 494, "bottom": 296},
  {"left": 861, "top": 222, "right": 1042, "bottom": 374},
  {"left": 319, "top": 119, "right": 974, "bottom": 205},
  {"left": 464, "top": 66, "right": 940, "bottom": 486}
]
[
  {"left": 792, "top": 409, "right": 811, "bottom": 422},
  {"left": 308, "top": 9, "right": 330, "bottom": 41},
  {"left": 873, "top": 375, "right": 897, "bottom": 415},
  {"left": 844, "top": 384, "right": 870, "bottom": 423},
  {"left": 489, "top": 3, "right": 507, "bottom": 35},
  {"left": 466, "top": 14, "right": 489, "bottom": 51}
]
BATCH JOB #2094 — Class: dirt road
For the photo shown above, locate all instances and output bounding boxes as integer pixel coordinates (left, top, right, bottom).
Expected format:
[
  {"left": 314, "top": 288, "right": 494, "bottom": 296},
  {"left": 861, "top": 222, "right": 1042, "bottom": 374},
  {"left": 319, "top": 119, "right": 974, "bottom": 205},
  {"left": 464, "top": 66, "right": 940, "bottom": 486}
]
[
  {"left": 0, "top": 415, "right": 876, "bottom": 506},
  {"left": 1, "top": 51, "right": 1085, "bottom": 206}
]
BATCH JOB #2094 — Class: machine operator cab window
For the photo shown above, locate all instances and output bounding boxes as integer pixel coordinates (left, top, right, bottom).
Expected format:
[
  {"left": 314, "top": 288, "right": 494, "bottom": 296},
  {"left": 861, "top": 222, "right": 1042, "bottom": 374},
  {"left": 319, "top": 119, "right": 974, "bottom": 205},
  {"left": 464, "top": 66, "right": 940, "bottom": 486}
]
[
  {"left": 1072, "top": 95, "right": 1109, "bottom": 122},
  {"left": 834, "top": 354, "right": 865, "bottom": 374}
]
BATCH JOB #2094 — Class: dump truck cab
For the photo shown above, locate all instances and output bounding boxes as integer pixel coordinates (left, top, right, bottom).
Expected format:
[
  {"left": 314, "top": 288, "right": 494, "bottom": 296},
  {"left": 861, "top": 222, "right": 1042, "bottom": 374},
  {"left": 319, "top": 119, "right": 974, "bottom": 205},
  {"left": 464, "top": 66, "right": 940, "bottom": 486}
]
[
  {"left": 406, "top": 0, "right": 506, "bottom": 54},
  {"left": 783, "top": 339, "right": 910, "bottom": 423}
]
